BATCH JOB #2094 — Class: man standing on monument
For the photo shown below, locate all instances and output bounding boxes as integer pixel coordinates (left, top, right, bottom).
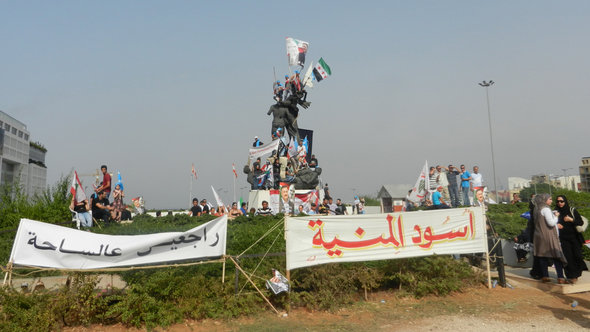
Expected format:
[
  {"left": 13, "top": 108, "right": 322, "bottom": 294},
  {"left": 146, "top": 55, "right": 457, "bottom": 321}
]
[
  {"left": 253, "top": 136, "right": 263, "bottom": 147},
  {"left": 446, "top": 165, "right": 461, "bottom": 207},
  {"left": 324, "top": 183, "right": 331, "bottom": 200},
  {"left": 470, "top": 166, "right": 484, "bottom": 199},
  {"left": 435, "top": 165, "right": 450, "bottom": 203},
  {"left": 460, "top": 165, "right": 472, "bottom": 206},
  {"left": 96, "top": 165, "right": 111, "bottom": 199}
]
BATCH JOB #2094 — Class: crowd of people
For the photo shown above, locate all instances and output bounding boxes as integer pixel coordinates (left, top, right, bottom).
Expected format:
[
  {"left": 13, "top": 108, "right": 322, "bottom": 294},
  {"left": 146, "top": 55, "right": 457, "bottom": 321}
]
[
  {"left": 272, "top": 71, "right": 308, "bottom": 104},
  {"left": 514, "top": 193, "right": 588, "bottom": 284},
  {"left": 248, "top": 145, "right": 318, "bottom": 191},
  {"left": 70, "top": 165, "right": 130, "bottom": 228},
  {"left": 405, "top": 164, "right": 486, "bottom": 210},
  {"left": 185, "top": 191, "right": 364, "bottom": 219}
]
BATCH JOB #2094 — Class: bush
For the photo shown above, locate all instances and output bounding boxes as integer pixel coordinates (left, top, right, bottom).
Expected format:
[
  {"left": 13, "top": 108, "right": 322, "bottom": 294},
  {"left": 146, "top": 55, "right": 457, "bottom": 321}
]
[
  {"left": 379, "top": 256, "right": 481, "bottom": 298},
  {"left": 51, "top": 274, "right": 111, "bottom": 327},
  {"left": 0, "top": 288, "right": 56, "bottom": 331},
  {"left": 108, "top": 268, "right": 263, "bottom": 329}
]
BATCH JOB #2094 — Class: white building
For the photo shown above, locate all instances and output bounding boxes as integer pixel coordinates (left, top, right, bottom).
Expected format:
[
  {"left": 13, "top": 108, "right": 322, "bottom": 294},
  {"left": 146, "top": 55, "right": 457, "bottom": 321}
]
[
  {"left": 0, "top": 110, "right": 47, "bottom": 197},
  {"left": 552, "top": 175, "right": 580, "bottom": 192},
  {"left": 507, "top": 177, "right": 530, "bottom": 191}
]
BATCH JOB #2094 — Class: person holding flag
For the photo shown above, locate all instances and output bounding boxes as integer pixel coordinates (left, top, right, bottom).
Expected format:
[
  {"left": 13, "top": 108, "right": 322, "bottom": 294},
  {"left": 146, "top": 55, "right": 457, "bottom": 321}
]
[{"left": 70, "top": 171, "right": 92, "bottom": 228}]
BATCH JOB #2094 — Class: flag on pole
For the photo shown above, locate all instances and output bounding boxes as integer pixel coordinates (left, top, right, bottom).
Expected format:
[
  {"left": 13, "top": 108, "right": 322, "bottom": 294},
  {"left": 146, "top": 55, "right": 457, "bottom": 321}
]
[
  {"left": 302, "top": 61, "right": 314, "bottom": 88},
  {"left": 191, "top": 164, "right": 198, "bottom": 180},
  {"left": 232, "top": 163, "right": 238, "bottom": 178},
  {"left": 312, "top": 58, "right": 332, "bottom": 82},
  {"left": 408, "top": 161, "right": 429, "bottom": 203},
  {"left": 211, "top": 186, "right": 225, "bottom": 207},
  {"left": 287, "top": 138, "right": 297, "bottom": 159},
  {"left": 70, "top": 171, "right": 87, "bottom": 203}
]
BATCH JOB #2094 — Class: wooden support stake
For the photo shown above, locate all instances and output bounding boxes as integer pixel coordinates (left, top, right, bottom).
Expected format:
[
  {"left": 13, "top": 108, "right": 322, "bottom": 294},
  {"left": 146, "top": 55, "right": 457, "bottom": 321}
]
[
  {"left": 228, "top": 256, "right": 279, "bottom": 315},
  {"left": 2, "top": 262, "right": 12, "bottom": 287},
  {"left": 285, "top": 216, "right": 291, "bottom": 314},
  {"left": 6, "top": 262, "right": 13, "bottom": 287},
  {"left": 221, "top": 256, "right": 226, "bottom": 284},
  {"left": 286, "top": 269, "right": 291, "bottom": 314}
]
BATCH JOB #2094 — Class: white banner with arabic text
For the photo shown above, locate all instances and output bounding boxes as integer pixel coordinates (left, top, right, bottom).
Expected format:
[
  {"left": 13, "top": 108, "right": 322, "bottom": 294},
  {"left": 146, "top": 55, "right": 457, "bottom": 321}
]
[
  {"left": 286, "top": 207, "right": 486, "bottom": 270},
  {"left": 248, "top": 139, "right": 280, "bottom": 160},
  {"left": 9, "top": 216, "right": 227, "bottom": 270}
]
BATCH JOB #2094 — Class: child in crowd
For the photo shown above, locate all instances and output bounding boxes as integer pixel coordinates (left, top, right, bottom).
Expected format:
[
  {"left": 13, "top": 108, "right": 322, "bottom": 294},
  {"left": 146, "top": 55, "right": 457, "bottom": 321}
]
[{"left": 112, "top": 184, "right": 124, "bottom": 221}]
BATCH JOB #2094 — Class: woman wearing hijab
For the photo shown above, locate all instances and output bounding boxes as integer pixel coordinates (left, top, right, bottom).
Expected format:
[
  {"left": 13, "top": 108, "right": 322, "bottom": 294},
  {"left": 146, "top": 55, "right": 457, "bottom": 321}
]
[
  {"left": 555, "top": 195, "right": 588, "bottom": 283},
  {"left": 533, "top": 193, "right": 568, "bottom": 283}
]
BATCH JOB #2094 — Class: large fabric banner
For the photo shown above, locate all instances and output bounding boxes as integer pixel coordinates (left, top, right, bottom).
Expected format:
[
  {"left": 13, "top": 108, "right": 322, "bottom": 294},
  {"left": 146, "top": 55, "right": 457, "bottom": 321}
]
[
  {"left": 9, "top": 216, "right": 227, "bottom": 270},
  {"left": 286, "top": 207, "right": 486, "bottom": 270},
  {"left": 248, "top": 139, "right": 280, "bottom": 160}
]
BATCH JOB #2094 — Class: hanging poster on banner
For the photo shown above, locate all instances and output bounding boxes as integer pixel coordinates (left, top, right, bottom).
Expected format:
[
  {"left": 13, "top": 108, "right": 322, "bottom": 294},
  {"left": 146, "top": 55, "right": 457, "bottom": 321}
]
[
  {"left": 9, "top": 216, "right": 227, "bottom": 270},
  {"left": 286, "top": 207, "right": 486, "bottom": 270}
]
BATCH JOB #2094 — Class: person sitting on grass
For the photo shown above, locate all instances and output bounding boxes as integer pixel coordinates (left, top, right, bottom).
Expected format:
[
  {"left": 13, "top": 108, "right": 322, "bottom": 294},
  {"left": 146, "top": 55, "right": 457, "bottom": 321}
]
[
  {"left": 70, "top": 195, "right": 92, "bottom": 228},
  {"left": 91, "top": 190, "right": 114, "bottom": 224}
]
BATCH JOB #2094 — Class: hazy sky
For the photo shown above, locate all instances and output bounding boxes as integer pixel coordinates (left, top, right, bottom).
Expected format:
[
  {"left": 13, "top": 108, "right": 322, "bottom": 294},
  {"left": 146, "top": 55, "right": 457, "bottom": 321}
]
[{"left": 2, "top": 1, "right": 589, "bottom": 209}]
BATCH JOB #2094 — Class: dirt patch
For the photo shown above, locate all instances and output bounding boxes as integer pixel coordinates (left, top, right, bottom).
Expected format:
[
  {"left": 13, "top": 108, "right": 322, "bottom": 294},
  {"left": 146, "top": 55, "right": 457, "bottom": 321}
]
[{"left": 65, "top": 284, "right": 590, "bottom": 331}]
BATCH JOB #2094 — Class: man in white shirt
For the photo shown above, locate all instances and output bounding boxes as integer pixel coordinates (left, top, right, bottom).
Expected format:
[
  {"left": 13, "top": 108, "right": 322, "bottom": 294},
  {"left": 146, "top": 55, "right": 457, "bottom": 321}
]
[{"left": 470, "top": 166, "right": 484, "bottom": 193}]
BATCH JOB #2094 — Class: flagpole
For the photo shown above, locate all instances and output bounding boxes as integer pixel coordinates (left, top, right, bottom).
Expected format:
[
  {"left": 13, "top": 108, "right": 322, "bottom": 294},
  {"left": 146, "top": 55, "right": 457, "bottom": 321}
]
[
  {"left": 233, "top": 175, "right": 236, "bottom": 204},
  {"left": 190, "top": 175, "right": 193, "bottom": 207}
]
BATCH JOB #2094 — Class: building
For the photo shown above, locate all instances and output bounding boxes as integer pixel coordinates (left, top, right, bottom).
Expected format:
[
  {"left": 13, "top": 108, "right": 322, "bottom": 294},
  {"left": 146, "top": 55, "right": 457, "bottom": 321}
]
[
  {"left": 580, "top": 157, "right": 590, "bottom": 192},
  {"left": 0, "top": 110, "right": 47, "bottom": 197},
  {"left": 551, "top": 175, "right": 580, "bottom": 192},
  {"left": 508, "top": 177, "right": 530, "bottom": 191},
  {"left": 377, "top": 184, "right": 412, "bottom": 212}
]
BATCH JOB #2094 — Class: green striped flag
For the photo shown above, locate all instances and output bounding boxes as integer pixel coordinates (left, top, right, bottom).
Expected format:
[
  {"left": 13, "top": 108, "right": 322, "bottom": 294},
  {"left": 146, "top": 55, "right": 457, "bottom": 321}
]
[{"left": 312, "top": 58, "right": 331, "bottom": 82}]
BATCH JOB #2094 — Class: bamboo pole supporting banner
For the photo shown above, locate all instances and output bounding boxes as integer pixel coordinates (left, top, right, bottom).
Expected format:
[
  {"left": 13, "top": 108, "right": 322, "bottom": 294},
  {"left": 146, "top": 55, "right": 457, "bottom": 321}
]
[
  {"left": 2, "top": 262, "right": 13, "bottom": 287},
  {"left": 228, "top": 255, "right": 279, "bottom": 315},
  {"left": 222, "top": 257, "right": 226, "bottom": 284}
]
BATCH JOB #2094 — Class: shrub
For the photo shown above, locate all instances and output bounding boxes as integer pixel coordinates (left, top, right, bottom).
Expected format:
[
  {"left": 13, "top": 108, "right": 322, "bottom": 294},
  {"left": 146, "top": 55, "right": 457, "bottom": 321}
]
[
  {"left": 50, "top": 273, "right": 111, "bottom": 327},
  {"left": 379, "top": 256, "right": 480, "bottom": 298},
  {"left": 0, "top": 288, "right": 56, "bottom": 331}
]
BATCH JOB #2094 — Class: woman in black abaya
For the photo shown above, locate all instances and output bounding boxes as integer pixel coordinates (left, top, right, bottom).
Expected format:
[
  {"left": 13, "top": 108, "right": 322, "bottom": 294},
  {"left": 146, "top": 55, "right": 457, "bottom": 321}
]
[{"left": 555, "top": 195, "right": 588, "bottom": 283}]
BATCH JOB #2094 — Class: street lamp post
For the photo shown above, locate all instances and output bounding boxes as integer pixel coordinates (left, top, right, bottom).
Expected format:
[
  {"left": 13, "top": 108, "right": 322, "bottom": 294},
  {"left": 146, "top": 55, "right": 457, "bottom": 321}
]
[{"left": 478, "top": 80, "right": 498, "bottom": 203}]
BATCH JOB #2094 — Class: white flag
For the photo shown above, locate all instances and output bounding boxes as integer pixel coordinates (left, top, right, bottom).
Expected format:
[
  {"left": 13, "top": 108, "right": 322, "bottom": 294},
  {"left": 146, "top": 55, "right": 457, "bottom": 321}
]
[
  {"left": 302, "top": 61, "right": 314, "bottom": 88},
  {"left": 408, "top": 161, "right": 429, "bottom": 203},
  {"left": 211, "top": 186, "right": 225, "bottom": 207}
]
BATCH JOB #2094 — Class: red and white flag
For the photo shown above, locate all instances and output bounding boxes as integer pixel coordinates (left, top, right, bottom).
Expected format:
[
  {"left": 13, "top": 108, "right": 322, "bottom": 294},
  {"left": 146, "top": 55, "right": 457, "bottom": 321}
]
[
  {"left": 70, "top": 171, "right": 87, "bottom": 203},
  {"left": 232, "top": 163, "right": 238, "bottom": 178},
  {"left": 191, "top": 164, "right": 198, "bottom": 180}
]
